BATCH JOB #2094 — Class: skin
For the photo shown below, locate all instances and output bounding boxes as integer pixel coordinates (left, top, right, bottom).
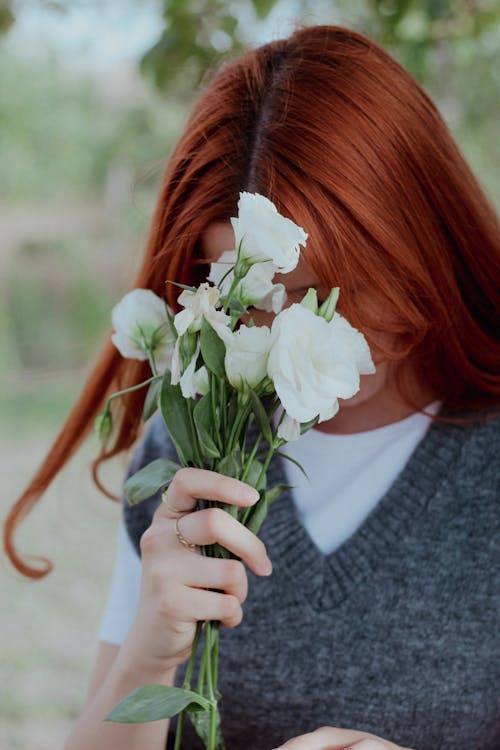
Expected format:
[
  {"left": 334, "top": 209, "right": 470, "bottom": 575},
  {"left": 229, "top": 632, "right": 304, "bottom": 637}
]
[{"left": 67, "top": 220, "right": 427, "bottom": 750}]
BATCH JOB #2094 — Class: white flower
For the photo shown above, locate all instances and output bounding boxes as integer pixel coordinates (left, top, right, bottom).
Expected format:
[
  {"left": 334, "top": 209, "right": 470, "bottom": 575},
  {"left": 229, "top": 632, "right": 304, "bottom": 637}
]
[
  {"left": 221, "top": 324, "right": 272, "bottom": 391},
  {"left": 192, "top": 365, "right": 209, "bottom": 396},
  {"left": 178, "top": 343, "right": 209, "bottom": 399},
  {"left": 277, "top": 413, "right": 301, "bottom": 442},
  {"left": 231, "top": 192, "right": 307, "bottom": 274},
  {"left": 174, "top": 283, "right": 231, "bottom": 339},
  {"left": 111, "top": 289, "right": 175, "bottom": 371},
  {"left": 267, "top": 304, "right": 375, "bottom": 424},
  {"left": 208, "top": 250, "right": 286, "bottom": 314}
]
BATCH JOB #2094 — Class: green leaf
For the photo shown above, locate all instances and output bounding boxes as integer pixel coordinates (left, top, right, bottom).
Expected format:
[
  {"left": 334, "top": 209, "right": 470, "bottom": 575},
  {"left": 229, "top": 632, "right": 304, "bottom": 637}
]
[
  {"left": 124, "top": 458, "right": 180, "bottom": 504},
  {"left": 264, "top": 483, "right": 292, "bottom": 506},
  {"left": 300, "top": 416, "right": 319, "bottom": 434},
  {"left": 188, "top": 704, "right": 225, "bottom": 749},
  {"left": 274, "top": 451, "right": 309, "bottom": 480},
  {"left": 251, "top": 0, "right": 277, "bottom": 20},
  {"left": 0, "top": 2, "right": 15, "bottom": 34},
  {"left": 248, "top": 388, "right": 273, "bottom": 445},
  {"left": 227, "top": 296, "right": 246, "bottom": 314},
  {"left": 160, "top": 370, "right": 198, "bottom": 466},
  {"left": 142, "top": 378, "right": 162, "bottom": 422},
  {"left": 216, "top": 446, "right": 242, "bottom": 478},
  {"left": 105, "top": 685, "right": 211, "bottom": 723},
  {"left": 165, "top": 280, "right": 198, "bottom": 293},
  {"left": 244, "top": 458, "right": 267, "bottom": 492},
  {"left": 164, "top": 302, "right": 178, "bottom": 343},
  {"left": 200, "top": 316, "right": 226, "bottom": 378},
  {"left": 245, "top": 494, "right": 268, "bottom": 535},
  {"left": 230, "top": 310, "right": 241, "bottom": 329},
  {"left": 193, "top": 393, "right": 221, "bottom": 458}
]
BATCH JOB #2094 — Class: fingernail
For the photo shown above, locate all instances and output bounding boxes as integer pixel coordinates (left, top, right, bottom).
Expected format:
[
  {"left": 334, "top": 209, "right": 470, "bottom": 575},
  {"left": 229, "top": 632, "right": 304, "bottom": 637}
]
[
  {"left": 247, "top": 488, "right": 260, "bottom": 503},
  {"left": 261, "top": 557, "right": 273, "bottom": 576}
]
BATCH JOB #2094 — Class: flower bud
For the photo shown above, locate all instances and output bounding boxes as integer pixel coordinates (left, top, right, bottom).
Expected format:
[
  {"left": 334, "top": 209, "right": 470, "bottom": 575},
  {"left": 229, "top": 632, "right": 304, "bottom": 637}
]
[
  {"left": 94, "top": 409, "right": 113, "bottom": 446},
  {"left": 318, "top": 287, "right": 340, "bottom": 323},
  {"left": 180, "top": 331, "right": 198, "bottom": 369},
  {"left": 299, "top": 288, "right": 318, "bottom": 314}
]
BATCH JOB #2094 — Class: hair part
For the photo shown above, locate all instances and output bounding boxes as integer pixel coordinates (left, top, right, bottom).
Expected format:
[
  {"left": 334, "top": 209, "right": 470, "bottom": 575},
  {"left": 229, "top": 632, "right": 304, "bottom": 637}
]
[{"left": 5, "top": 24, "right": 500, "bottom": 577}]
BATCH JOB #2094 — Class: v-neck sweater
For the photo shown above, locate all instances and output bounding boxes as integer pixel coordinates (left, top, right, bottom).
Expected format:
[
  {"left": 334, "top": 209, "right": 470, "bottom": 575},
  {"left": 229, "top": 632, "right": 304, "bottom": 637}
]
[{"left": 123, "top": 408, "right": 500, "bottom": 750}]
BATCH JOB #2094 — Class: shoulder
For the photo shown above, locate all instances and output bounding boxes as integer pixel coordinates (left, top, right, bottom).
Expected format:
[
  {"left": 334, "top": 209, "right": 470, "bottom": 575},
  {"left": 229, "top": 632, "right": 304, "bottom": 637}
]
[
  {"left": 436, "top": 408, "right": 499, "bottom": 468},
  {"left": 429, "top": 408, "right": 499, "bottom": 503}
]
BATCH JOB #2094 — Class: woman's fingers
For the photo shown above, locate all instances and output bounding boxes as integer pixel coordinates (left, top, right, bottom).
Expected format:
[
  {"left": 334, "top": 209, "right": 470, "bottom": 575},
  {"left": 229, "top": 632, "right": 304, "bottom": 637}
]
[
  {"left": 157, "top": 467, "right": 260, "bottom": 519},
  {"left": 273, "top": 727, "right": 411, "bottom": 750},
  {"left": 177, "top": 508, "right": 272, "bottom": 576},
  {"left": 181, "top": 555, "right": 249, "bottom": 604},
  {"left": 162, "top": 584, "right": 244, "bottom": 628}
]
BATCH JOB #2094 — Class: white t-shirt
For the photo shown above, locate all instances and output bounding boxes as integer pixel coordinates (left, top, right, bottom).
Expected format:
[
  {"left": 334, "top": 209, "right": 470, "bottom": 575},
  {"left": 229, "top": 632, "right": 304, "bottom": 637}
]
[{"left": 99, "top": 404, "right": 440, "bottom": 645}]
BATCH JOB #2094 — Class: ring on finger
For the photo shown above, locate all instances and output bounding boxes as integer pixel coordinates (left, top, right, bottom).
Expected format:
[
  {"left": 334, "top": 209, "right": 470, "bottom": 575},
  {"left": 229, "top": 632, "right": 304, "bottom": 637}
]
[{"left": 175, "top": 515, "right": 197, "bottom": 550}]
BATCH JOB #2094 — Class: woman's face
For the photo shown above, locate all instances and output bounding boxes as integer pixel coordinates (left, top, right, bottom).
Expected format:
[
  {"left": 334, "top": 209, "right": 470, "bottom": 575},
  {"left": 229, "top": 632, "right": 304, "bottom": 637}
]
[{"left": 201, "top": 222, "right": 429, "bottom": 433}]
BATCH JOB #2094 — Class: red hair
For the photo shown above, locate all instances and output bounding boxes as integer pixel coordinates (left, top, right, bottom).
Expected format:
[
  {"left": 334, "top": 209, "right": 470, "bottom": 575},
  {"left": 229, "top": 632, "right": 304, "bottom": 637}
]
[{"left": 5, "top": 25, "right": 500, "bottom": 577}]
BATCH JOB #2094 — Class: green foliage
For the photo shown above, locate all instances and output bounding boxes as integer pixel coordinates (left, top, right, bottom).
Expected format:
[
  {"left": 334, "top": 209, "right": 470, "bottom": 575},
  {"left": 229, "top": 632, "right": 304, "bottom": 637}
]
[
  {"left": 200, "top": 318, "right": 226, "bottom": 378},
  {"left": 248, "top": 388, "right": 273, "bottom": 445},
  {"left": 105, "top": 684, "right": 211, "bottom": 723},
  {"left": 136, "top": 0, "right": 500, "bottom": 94},
  {"left": 160, "top": 371, "right": 200, "bottom": 466},
  {"left": 0, "top": 0, "right": 14, "bottom": 33},
  {"left": 142, "top": 378, "right": 163, "bottom": 421},
  {"left": 193, "top": 393, "right": 222, "bottom": 458},
  {"left": 123, "top": 457, "right": 181, "bottom": 504}
]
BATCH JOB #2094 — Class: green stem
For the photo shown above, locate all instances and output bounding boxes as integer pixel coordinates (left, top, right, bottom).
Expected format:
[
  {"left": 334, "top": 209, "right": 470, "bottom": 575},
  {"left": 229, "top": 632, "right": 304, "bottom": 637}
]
[
  {"left": 211, "top": 623, "right": 220, "bottom": 696},
  {"left": 184, "top": 621, "right": 203, "bottom": 689},
  {"left": 240, "top": 435, "right": 278, "bottom": 528},
  {"left": 210, "top": 373, "right": 223, "bottom": 453},
  {"left": 173, "top": 712, "right": 184, "bottom": 750},
  {"left": 146, "top": 347, "right": 159, "bottom": 377},
  {"left": 204, "top": 621, "right": 217, "bottom": 750},
  {"left": 222, "top": 274, "right": 241, "bottom": 314},
  {"left": 253, "top": 410, "right": 284, "bottom": 489},
  {"left": 174, "top": 622, "right": 203, "bottom": 750},
  {"left": 204, "top": 622, "right": 216, "bottom": 702},
  {"left": 240, "top": 433, "right": 262, "bottom": 484},
  {"left": 219, "top": 379, "right": 227, "bottom": 450},
  {"left": 197, "top": 621, "right": 218, "bottom": 750},
  {"left": 186, "top": 397, "right": 204, "bottom": 467},
  {"left": 106, "top": 374, "right": 162, "bottom": 408},
  {"left": 197, "top": 636, "right": 206, "bottom": 694},
  {"left": 227, "top": 401, "right": 252, "bottom": 453}
]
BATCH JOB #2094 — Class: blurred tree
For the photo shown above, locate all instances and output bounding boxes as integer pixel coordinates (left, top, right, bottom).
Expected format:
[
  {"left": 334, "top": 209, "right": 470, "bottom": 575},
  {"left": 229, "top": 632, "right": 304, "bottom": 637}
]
[
  {"left": 3, "top": 1, "right": 500, "bottom": 89},
  {"left": 119, "top": 0, "right": 500, "bottom": 90}
]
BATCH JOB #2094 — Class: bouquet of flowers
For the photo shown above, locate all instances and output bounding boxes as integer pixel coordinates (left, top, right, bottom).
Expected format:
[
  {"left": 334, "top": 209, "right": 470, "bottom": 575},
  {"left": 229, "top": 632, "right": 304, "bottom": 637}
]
[{"left": 96, "top": 192, "right": 375, "bottom": 750}]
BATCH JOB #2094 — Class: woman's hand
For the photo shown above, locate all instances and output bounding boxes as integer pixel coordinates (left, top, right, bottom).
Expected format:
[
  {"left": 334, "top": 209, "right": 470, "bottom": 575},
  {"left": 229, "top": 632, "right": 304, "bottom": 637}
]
[
  {"left": 271, "top": 727, "right": 414, "bottom": 750},
  {"left": 118, "top": 467, "right": 271, "bottom": 677}
]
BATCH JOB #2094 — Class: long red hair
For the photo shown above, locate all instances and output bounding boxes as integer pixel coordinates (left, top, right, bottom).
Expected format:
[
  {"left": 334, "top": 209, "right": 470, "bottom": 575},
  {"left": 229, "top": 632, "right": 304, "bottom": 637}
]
[{"left": 5, "top": 25, "right": 500, "bottom": 578}]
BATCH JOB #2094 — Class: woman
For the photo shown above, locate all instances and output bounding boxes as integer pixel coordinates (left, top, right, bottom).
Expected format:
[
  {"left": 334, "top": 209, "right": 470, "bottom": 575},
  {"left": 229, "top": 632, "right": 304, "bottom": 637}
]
[{"left": 4, "top": 24, "right": 499, "bottom": 750}]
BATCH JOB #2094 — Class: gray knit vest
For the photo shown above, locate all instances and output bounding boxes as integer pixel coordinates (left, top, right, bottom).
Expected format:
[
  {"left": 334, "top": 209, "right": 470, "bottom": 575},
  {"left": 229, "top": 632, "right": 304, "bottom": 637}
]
[{"left": 123, "top": 409, "right": 500, "bottom": 750}]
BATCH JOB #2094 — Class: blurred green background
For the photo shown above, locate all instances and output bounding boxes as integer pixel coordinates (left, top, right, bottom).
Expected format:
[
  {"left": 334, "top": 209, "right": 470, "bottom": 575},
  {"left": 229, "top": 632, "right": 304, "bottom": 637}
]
[{"left": 1, "top": 1, "right": 499, "bottom": 748}]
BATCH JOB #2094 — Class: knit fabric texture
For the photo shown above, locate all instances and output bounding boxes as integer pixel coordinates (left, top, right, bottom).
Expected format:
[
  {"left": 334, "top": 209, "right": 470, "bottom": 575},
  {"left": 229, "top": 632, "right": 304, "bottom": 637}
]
[{"left": 123, "top": 410, "right": 500, "bottom": 750}]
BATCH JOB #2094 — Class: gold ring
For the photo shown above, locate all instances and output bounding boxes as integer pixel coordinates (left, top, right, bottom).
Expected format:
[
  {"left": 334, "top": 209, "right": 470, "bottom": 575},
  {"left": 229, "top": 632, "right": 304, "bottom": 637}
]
[{"left": 175, "top": 516, "right": 197, "bottom": 549}]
